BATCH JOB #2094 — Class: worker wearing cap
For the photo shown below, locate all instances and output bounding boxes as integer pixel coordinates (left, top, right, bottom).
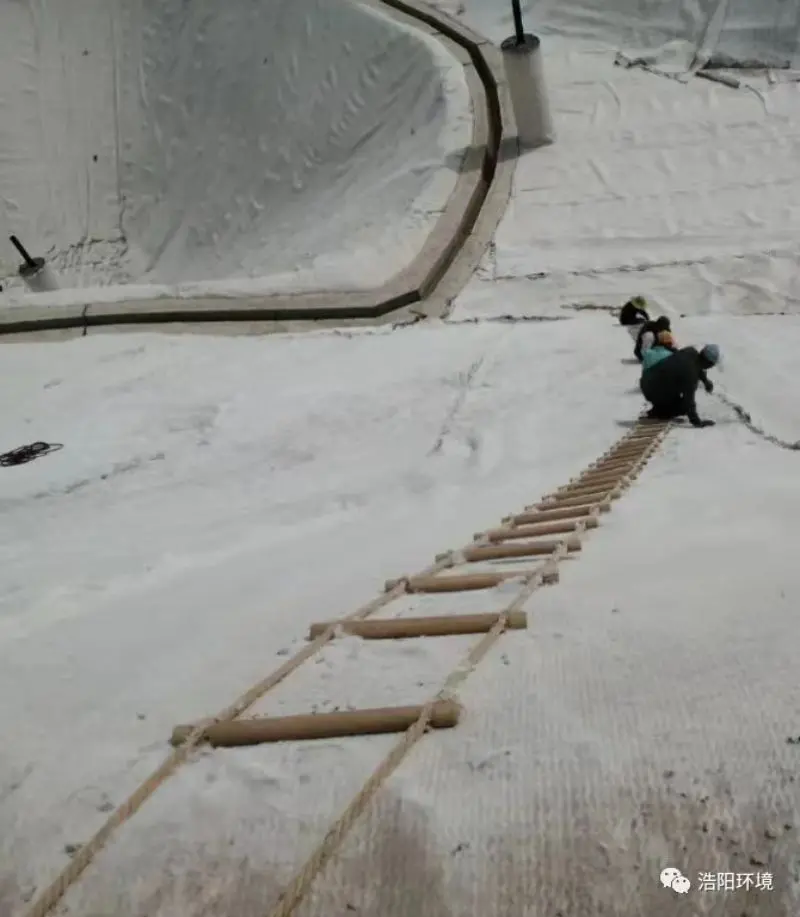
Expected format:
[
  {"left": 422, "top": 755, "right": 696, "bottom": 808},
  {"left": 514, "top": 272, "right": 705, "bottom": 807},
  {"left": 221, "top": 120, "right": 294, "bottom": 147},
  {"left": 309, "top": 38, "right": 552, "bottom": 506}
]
[
  {"left": 640, "top": 344, "right": 720, "bottom": 428},
  {"left": 619, "top": 295, "right": 651, "bottom": 343},
  {"left": 619, "top": 295, "right": 650, "bottom": 326}
]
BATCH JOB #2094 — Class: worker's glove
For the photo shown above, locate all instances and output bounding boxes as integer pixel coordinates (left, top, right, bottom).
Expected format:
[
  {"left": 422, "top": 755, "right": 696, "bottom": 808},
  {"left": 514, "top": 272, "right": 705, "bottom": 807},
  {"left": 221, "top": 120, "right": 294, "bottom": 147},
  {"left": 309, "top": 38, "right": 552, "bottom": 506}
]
[
  {"left": 703, "top": 379, "right": 714, "bottom": 394},
  {"left": 697, "top": 419, "right": 716, "bottom": 428}
]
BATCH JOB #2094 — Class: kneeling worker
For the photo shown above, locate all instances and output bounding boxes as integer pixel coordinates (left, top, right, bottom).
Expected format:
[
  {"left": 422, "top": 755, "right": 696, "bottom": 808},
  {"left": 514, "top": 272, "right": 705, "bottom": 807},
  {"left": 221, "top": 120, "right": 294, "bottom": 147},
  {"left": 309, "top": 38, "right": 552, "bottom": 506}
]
[
  {"left": 640, "top": 330, "right": 677, "bottom": 371},
  {"left": 634, "top": 315, "right": 671, "bottom": 362},
  {"left": 620, "top": 296, "right": 650, "bottom": 326},
  {"left": 640, "top": 344, "right": 720, "bottom": 428},
  {"left": 619, "top": 296, "right": 650, "bottom": 337}
]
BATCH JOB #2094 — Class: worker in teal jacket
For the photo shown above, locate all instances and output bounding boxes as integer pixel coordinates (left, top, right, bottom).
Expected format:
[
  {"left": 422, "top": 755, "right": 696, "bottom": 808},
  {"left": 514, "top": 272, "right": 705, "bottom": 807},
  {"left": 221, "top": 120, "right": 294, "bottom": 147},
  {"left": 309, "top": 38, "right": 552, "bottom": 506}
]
[{"left": 641, "top": 330, "right": 677, "bottom": 372}]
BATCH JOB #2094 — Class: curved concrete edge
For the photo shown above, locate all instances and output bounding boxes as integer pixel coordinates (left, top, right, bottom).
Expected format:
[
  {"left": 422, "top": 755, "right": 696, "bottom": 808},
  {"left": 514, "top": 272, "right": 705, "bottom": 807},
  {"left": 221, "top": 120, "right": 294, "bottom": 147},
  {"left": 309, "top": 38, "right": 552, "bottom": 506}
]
[
  {"left": 377, "top": 0, "right": 518, "bottom": 326},
  {"left": 0, "top": 0, "right": 514, "bottom": 339}
]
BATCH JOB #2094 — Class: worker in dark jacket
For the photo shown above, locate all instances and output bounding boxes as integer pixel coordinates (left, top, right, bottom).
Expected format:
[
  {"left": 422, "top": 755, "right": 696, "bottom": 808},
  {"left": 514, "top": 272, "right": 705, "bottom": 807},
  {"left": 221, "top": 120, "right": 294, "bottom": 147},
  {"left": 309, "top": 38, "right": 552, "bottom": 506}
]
[
  {"left": 619, "top": 296, "right": 650, "bottom": 327},
  {"left": 620, "top": 296, "right": 650, "bottom": 343},
  {"left": 640, "top": 344, "right": 720, "bottom": 427},
  {"left": 634, "top": 315, "right": 671, "bottom": 362}
]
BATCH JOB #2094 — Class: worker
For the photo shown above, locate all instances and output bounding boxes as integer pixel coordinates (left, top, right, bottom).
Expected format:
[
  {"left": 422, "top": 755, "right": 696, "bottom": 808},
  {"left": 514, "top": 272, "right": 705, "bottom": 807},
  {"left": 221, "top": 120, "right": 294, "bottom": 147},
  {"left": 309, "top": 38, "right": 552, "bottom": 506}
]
[
  {"left": 634, "top": 315, "right": 671, "bottom": 362},
  {"left": 640, "top": 344, "right": 720, "bottom": 427},
  {"left": 640, "top": 330, "right": 677, "bottom": 371},
  {"left": 619, "top": 296, "right": 650, "bottom": 342},
  {"left": 619, "top": 295, "right": 650, "bottom": 327}
]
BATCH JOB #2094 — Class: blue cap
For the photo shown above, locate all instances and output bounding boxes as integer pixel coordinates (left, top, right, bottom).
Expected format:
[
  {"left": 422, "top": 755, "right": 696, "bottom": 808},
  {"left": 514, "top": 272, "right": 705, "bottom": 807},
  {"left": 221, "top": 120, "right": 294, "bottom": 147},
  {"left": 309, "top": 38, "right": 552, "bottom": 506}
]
[{"left": 701, "top": 344, "right": 720, "bottom": 366}]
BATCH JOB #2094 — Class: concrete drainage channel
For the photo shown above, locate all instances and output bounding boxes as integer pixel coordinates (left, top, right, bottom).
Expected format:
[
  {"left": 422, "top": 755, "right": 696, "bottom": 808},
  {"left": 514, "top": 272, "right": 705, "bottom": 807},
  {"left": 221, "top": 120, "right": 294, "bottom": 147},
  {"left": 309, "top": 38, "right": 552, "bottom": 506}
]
[{"left": 0, "top": 0, "right": 514, "bottom": 341}]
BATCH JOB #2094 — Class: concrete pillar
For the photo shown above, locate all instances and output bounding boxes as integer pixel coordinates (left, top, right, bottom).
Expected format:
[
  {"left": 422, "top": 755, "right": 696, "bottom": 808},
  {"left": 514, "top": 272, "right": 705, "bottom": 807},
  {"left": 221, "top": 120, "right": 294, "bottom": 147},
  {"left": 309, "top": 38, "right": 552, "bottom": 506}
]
[
  {"left": 501, "top": 33, "right": 554, "bottom": 149},
  {"left": 19, "top": 256, "right": 59, "bottom": 293}
]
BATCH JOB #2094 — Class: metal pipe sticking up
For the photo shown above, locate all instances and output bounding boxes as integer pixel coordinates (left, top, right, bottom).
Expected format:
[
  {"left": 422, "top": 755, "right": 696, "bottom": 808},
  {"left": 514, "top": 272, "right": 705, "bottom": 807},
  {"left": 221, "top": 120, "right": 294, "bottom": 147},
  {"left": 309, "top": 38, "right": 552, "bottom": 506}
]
[{"left": 10, "top": 235, "right": 59, "bottom": 293}]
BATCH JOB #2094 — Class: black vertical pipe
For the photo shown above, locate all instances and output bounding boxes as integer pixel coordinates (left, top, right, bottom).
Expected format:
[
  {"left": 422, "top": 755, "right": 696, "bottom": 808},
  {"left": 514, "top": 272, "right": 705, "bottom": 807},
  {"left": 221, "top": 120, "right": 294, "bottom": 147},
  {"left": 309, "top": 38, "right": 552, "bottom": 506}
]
[
  {"left": 511, "top": 0, "right": 525, "bottom": 44},
  {"left": 9, "top": 235, "right": 37, "bottom": 269}
]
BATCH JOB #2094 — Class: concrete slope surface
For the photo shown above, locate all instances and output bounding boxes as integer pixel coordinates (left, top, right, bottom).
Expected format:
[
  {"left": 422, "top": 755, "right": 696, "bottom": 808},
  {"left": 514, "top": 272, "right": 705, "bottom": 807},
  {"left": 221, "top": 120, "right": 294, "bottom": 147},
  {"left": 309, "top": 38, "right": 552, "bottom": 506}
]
[
  {"left": 0, "top": 0, "right": 470, "bottom": 302},
  {"left": 2, "top": 318, "right": 800, "bottom": 916}
]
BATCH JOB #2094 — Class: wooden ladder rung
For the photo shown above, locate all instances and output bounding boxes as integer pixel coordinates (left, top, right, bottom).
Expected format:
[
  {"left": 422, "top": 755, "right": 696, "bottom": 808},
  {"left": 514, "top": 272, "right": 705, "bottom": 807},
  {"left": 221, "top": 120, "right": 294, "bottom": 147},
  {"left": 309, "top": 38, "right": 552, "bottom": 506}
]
[
  {"left": 480, "top": 517, "right": 598, "bottom": 542},
  {"left": 608, "top": 442, "right": 651, "bottom": 457},
  {"left": 463, "top": 536, "right": 580, "bottom": 562},
  {"left": 569, "top": 470, "right": 627, "bottom": 489},
  {"left": 170, "top": 700, "right": 461, "bottom": 747},
  {"left": 307, "top": 611, "right": 527, "bottom": 640},
  {"left": 535, "top": 490, "right": 618, "bottom": 510},
  {"left": 587, "top": 460, "right": 636, "bottom": 477},
  {"left": 385, "top": 569, "right": 557, "bottom": 593},
  {"left": 597, "top": 445, "right": 646, "bottom": 464},
  {"left": 551, "top": 481, "right": 624, "bottom": 500},
  {"left": 622, "top": 423, "right": 664, "bottom": 445},
  {"left": 511, "top": 505, "right": 609, "bottom": 525}
]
